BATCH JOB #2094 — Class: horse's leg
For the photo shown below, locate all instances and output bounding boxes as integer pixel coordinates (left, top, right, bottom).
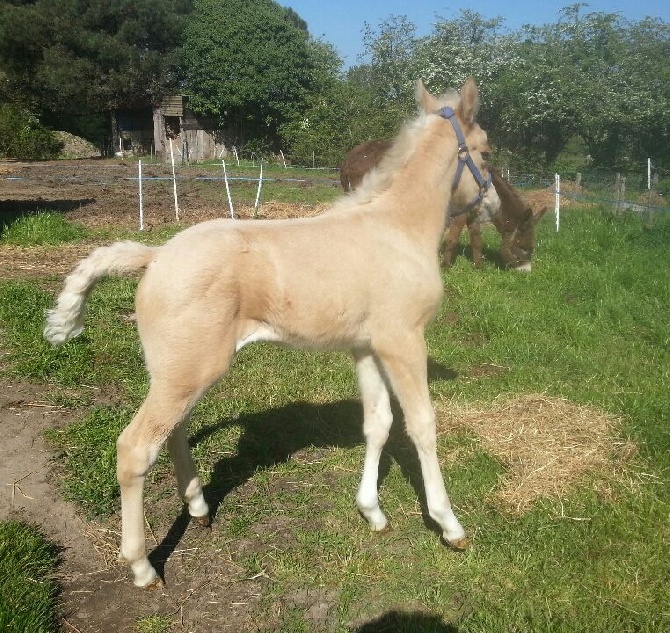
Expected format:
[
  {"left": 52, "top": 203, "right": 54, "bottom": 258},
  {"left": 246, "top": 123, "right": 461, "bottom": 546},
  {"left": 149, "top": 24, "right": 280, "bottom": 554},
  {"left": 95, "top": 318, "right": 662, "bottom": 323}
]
[
  {"left": 467, "top": 216, "right": 483, "bottom": 268},
  {"left": 354, "top": 351, "right": 394, "bottom": 531},
  {"left": 441, "top": 216, "right": 465, "bottom": 267},
  {"left": 117, "top": 322, "right": 235, "bottom": 588},
  {"left": 374, "top": 332, "right": 467, "bottom": 548},
  {"left": 166, "top": 422, "right": 210, "bottom": 525},
  {"left": 116, "top": 383, "right": 199, "bottom": 588}
]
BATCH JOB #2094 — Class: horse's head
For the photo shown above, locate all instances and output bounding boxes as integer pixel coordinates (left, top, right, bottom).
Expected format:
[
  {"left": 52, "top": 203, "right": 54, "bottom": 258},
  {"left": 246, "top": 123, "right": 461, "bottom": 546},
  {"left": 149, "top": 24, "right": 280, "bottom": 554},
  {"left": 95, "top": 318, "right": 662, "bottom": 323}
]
[
  {"left": 416, "top": 78, "right": 501, "bottom": 223},
  {"left": 501, "top": 206, "right": 548, "bottom": 272}
]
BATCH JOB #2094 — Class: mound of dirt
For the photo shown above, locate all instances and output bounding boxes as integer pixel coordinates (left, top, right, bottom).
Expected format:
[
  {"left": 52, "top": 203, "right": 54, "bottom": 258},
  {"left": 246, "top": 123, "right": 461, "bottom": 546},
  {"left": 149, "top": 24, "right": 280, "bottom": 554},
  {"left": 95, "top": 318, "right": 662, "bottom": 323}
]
[{"left": 56, "top": 132, "right": 101, "bottom": 159}]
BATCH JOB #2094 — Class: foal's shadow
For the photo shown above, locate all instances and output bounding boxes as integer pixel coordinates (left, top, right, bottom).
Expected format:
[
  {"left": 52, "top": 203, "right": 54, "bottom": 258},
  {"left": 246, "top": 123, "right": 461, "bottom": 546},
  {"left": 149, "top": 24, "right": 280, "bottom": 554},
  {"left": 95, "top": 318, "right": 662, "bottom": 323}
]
[{"left": 149, "top": 357, "right": 456, "bottom": 577}]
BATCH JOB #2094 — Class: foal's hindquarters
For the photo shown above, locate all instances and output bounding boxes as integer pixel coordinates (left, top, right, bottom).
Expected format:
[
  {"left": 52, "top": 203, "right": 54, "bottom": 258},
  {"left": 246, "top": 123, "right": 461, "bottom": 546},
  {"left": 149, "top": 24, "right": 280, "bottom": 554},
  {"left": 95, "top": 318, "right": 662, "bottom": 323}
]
[{"left": 112, "top": 217, "right": 466, "bottom": 588}]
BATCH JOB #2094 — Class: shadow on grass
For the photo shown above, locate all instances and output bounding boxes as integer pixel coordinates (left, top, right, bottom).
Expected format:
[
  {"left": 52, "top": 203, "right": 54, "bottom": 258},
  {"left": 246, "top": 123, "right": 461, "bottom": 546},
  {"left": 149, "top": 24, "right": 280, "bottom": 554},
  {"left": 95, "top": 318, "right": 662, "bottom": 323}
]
[
  {"left": 353, "top": 610, "right": 460, "bottom": 632},
  {"left": 148, "top": 357, "right": 458, "bottom": 578}
]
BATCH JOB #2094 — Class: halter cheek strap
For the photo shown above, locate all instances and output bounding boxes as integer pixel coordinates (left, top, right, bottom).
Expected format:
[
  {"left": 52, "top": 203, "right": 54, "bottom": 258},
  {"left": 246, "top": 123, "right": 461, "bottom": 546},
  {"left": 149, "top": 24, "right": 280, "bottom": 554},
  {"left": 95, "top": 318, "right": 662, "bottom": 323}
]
[{"left": 438, "top": 106, "right": 492, "bottom": 217}]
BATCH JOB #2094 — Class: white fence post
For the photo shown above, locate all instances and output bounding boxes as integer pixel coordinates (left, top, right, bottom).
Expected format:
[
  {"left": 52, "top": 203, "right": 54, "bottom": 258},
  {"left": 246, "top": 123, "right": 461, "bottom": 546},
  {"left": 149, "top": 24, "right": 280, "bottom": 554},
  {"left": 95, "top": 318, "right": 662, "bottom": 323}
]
[
  {"left": 169, "top": 138, "right": 180, "bottom": 221},
  {"left": 138, "top": 160, "right": 144, "bottom": 231},
  {"left": 222, "top": 160, "right": 235, "bottom": 219},
  {"left": 554, "top": 173, "right": 560, "bottom": 232},
  {"left": 254, "top": 162, "right": 264, "bottom": 218}
]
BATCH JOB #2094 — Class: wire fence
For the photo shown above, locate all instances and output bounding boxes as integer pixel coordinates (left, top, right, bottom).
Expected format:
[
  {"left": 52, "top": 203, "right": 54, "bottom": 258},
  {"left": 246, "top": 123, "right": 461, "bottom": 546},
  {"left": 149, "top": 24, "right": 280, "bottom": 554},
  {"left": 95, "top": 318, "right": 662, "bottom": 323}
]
[{"left": 2, "top": 158, "right": 667, "bottom": 235}]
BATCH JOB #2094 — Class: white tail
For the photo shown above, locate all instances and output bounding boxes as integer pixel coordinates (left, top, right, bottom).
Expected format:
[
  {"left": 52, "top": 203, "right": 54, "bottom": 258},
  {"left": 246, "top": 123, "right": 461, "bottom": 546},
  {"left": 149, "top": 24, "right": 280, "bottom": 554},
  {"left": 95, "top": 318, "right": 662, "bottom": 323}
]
[{"left": 44, "top": 241, "right": 157, "bottom": 345}]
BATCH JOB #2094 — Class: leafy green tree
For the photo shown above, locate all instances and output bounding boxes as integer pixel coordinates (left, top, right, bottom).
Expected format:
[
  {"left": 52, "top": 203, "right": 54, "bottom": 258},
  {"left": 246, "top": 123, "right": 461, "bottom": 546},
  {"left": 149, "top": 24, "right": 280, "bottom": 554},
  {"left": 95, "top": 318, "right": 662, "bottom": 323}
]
[
  {"left": 0, "top": 0, "right": 192, "bottom": 142},
  {"left": 180, "top": 0, "right": 315, "bottom": 146},
  {"left": 360, "top": 14, "right": 418, "bottom": 110}
]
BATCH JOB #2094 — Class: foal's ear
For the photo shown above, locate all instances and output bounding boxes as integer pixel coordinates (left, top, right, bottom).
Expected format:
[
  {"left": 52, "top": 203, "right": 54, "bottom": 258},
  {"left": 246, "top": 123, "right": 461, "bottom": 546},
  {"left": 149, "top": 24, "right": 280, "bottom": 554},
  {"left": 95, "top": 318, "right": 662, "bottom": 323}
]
[
  {"left": 415, "top": 79, "right": 438, "bottom": 114},
  {"left": 458, "top": 77, "right": 480, "bottom": 125}
]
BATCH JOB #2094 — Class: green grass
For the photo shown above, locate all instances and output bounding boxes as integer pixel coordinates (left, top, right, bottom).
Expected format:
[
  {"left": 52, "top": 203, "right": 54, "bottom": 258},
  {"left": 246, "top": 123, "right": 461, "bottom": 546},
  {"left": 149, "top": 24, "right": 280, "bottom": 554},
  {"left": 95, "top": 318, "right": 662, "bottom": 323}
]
[
  {"left": 1, "top": 211, "right": 87, "bottom": 245},
  {"left": 0, "top": 521, "right": 60, "bottom": 633},
  {"left": 1, "top": 206, "right": 669, "bottom": 631}
]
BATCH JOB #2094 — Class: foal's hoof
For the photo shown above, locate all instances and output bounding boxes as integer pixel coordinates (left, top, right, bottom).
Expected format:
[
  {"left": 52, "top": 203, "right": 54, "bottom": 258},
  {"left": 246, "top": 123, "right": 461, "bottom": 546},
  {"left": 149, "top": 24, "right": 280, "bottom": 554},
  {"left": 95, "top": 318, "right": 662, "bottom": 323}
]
[
  {"left": 445, "top": 536, "right": 470, "bottom": 551},
  {"left": 142, "top": 575, "right": 165, "bottom": 591},
  {"left": 191, "top": 513, "right": 211, "bottom": 528}
]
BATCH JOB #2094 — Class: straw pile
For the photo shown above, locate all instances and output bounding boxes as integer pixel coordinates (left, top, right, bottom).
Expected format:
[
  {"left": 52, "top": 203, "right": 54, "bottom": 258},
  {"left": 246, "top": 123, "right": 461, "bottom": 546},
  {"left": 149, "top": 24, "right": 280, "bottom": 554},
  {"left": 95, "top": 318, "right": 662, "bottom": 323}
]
[{"left": 436, "top": 394, "right": 637, "bottom": 513}]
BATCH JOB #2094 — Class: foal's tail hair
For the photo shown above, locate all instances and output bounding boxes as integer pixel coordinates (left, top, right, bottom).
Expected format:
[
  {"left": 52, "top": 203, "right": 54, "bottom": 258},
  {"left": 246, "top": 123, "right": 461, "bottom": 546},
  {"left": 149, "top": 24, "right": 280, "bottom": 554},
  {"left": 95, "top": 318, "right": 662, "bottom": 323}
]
[{"left": 44, "top": 241, "right": 158, "bottom": 346}]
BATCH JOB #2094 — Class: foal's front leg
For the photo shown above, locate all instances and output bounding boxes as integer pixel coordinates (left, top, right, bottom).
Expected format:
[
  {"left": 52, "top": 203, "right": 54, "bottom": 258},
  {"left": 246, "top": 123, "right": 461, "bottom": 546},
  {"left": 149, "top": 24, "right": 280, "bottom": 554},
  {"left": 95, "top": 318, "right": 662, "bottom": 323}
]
[
  {"left": 354, "top": 351, "right": 394, "bottom": 531},
  {"left": 375, "top": 334, "right": 467, "bottom": 548}
]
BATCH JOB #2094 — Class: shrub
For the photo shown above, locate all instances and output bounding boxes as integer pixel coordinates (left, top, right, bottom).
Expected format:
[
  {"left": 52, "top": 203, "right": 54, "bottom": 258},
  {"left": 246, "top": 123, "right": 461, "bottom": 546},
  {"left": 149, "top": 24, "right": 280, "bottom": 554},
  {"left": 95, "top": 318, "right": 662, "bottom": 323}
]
[{"left": 0, "top": 104, "right": 63, "bottom": 160}]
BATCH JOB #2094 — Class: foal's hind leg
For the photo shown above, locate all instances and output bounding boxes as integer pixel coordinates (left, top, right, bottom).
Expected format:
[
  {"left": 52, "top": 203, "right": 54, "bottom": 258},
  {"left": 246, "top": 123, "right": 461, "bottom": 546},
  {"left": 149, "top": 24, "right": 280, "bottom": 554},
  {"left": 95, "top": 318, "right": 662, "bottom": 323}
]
[
  {"left": 354, "top": 351, "right": 393, "bottom": 531},
  {"left": 374, "top": 333, "right": 467, "bottom": 548},
  {"left": 118, "top": 363, "right": 228, "bottom": 587},
  {"left": 116, "top": 385, "right": 198, "bottom": 587},
  {"left": 166, "top": 423, "right": 210, "bottom": 526}
]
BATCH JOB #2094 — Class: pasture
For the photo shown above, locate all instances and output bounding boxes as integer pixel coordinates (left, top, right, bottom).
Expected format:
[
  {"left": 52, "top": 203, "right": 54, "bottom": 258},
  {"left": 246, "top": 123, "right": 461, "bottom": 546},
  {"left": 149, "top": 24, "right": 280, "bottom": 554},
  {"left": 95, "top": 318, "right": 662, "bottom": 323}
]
[{"left": 0, "top": 159, "right": 668, "bottom": 632}]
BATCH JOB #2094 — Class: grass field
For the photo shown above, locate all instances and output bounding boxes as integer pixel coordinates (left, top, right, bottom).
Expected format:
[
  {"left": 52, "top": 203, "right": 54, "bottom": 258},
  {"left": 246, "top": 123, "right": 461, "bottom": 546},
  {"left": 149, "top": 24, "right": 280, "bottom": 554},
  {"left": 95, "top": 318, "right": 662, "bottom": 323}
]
[
  {"left": 0, "top": 201, "right": 669, "bottom": 632},
  {"left": 0, "top": 521, "right": 60, "bottom": 632}
]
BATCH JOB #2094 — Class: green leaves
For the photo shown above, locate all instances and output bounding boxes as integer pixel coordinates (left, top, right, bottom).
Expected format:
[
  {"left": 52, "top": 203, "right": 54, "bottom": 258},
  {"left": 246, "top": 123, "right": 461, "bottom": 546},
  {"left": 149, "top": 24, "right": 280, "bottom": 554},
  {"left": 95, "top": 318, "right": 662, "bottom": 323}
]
[{"left": 181, "top": 0, "right": 313, "bottom": 130}]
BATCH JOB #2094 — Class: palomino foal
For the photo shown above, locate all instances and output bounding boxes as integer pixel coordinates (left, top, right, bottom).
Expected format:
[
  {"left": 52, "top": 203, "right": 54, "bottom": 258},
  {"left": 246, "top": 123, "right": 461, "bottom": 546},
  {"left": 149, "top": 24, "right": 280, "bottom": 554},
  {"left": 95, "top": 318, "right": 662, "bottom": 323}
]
[{"left": 45, "top": 78, "right": 499, "bottom": 588}]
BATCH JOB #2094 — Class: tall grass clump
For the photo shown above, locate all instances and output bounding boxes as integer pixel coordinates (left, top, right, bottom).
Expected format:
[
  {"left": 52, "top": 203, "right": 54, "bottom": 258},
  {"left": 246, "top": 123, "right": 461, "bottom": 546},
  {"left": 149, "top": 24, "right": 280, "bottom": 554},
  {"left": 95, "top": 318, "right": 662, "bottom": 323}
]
[
  {"left": 1, "top": 212, "right": 86, "bottom": 246},
  {"left": 0, "top": 521, "right": 60, "bottom": 633}
]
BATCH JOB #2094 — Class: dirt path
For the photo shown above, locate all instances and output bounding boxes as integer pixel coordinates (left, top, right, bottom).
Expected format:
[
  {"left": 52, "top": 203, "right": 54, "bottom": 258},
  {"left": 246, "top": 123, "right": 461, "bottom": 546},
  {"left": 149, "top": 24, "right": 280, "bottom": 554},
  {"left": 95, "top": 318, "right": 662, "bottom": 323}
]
[{"left": 0, "top": 380, "right": 282, "bottom": 632}]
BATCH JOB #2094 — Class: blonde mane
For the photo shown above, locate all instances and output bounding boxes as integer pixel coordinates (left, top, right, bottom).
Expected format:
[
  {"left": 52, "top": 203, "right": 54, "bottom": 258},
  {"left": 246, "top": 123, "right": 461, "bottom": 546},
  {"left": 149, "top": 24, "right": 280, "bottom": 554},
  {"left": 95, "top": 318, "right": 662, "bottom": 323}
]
[{"left": 334, "top": 87, "right": 461, "bottom": 212}]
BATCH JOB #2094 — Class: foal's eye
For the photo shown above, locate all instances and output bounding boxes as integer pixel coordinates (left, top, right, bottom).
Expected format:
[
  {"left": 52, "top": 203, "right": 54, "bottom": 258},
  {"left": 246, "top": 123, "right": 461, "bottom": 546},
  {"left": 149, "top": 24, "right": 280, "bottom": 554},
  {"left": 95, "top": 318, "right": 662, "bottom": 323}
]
[{"left": 481, "top": 151, "right": 491, "bottom": 161}]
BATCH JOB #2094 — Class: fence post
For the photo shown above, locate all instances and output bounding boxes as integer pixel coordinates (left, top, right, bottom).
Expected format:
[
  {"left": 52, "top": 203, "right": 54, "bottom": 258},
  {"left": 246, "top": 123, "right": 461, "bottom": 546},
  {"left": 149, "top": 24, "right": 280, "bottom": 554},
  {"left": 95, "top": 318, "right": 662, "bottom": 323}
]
[
  {"left": 221, "top": 160, "right": 235, "bottom": 219},
  {"left": 169, "top": 138, "right": 180, "bottom": 221},
  {"left": 254, "top": 162, "right": 264, "bottom": 218},
  {"left": 138, "top": 160, "right": 144, "bottom": 231},
  {"left": 554, "top": 174, "right": 560, "bottom": 232}
]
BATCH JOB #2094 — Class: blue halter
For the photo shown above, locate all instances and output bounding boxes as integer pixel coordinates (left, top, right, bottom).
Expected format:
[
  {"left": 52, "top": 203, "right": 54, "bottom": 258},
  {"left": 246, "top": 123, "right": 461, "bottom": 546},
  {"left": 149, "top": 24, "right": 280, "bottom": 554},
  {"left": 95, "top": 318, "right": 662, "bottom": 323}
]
[{"left": 438, "top": 106, "right": 492, "bottom": 217}]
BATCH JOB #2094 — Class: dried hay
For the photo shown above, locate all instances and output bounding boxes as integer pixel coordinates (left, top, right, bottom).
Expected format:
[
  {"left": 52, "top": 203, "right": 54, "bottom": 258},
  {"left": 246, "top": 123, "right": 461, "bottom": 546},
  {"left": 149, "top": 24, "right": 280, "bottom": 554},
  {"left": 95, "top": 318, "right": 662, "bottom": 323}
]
[{"left": 436, "top": 394, "right": 638, "bottom": 513}]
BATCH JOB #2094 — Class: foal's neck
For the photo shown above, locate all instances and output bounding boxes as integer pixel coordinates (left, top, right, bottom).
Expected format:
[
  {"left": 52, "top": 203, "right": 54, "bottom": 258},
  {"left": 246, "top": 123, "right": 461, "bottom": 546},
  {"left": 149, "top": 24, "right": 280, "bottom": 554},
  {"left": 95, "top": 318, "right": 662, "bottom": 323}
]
[{"left": 385, "top": 122, "right": 458, "bottom": 252}]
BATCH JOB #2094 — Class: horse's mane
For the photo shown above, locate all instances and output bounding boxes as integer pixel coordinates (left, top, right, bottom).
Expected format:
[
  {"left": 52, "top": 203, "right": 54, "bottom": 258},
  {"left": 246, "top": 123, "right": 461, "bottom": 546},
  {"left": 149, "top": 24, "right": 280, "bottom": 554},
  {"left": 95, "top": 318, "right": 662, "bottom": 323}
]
[
  {"left": 490, "top": 167, "right": 533, "bottom": 224},
  {"left": 331, "top": 87, "right": 461, "bottom": 214}
]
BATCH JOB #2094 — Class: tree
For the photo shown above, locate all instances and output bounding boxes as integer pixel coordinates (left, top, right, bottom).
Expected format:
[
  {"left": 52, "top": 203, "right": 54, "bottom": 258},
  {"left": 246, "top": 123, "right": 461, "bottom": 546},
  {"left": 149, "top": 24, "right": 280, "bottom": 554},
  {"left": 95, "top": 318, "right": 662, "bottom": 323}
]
[
  {"left": 0, "top": 0, "right": 192, "bottom": 142},
  {"left": 180, "top": 0, "right": 315, "bottom": 147}
]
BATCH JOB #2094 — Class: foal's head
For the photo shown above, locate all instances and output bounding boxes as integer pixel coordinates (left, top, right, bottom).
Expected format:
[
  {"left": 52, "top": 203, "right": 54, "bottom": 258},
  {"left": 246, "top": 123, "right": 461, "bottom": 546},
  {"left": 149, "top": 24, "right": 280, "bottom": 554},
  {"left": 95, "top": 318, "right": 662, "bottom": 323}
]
[{"left": 415, "top": 78, "right": 500, "bottom": 221}]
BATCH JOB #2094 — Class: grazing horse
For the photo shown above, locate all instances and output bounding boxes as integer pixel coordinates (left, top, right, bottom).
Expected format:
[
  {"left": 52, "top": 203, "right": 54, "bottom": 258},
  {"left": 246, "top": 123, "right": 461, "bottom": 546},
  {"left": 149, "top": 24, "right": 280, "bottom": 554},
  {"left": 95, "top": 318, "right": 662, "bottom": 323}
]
[
  {"left": 44, "top": 78, "right": 499, "bottom": 589},
  {"left": 341, "top": 141, "right": 547, "bottom": 271}
]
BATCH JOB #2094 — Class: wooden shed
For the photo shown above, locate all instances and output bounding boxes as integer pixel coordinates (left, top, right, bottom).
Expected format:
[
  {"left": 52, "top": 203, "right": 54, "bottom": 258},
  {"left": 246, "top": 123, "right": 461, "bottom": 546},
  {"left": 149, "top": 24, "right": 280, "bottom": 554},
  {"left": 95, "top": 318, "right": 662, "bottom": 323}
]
[
  {"left": 153, "top": 95, "right": 226, "bottom": 163},
  {"left": 112, "top": 96, "right": 227, "bottom": 162}
]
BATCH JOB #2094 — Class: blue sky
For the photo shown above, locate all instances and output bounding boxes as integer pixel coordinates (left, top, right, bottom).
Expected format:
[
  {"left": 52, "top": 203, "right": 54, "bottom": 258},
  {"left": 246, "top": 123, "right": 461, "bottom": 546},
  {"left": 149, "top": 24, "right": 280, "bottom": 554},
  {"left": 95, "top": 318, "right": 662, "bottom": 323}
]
[{"left": 281, "top": 1, "right": 670, "bottom": 68}]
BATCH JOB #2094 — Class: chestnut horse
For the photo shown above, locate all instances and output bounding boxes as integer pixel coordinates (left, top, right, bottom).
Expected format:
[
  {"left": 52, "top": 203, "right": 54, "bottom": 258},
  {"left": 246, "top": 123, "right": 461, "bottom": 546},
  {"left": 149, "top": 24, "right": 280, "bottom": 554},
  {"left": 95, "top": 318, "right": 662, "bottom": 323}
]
[
  {"left": 341, "top": 140, "right": 547, "bottom": 270},
  {"left": 45, "top": 78, "right": 499, "bottom": 588}
]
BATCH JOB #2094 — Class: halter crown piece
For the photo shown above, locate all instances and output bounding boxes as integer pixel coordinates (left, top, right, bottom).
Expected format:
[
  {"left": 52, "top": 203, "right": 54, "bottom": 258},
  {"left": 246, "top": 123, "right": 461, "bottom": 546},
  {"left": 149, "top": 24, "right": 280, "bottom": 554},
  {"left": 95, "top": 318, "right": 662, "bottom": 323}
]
[{"left": 438, "top": 106, "right": 492, "bottom": 216}]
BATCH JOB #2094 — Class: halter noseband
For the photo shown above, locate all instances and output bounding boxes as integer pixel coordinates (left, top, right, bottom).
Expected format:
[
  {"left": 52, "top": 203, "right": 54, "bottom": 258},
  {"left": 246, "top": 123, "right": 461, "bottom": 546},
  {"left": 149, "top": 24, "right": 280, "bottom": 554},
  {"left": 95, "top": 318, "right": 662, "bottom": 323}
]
[{"left": 438, "top": 106, "right": 492, "bottom": 217}]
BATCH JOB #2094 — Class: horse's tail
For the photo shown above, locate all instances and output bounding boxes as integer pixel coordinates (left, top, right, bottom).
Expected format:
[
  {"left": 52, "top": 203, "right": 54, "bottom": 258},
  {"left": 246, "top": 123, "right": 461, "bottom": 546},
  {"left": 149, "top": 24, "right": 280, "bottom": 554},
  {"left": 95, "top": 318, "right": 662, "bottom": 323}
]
[{"left": 44, "top": 241, "right": 158, "bottom": 345}]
